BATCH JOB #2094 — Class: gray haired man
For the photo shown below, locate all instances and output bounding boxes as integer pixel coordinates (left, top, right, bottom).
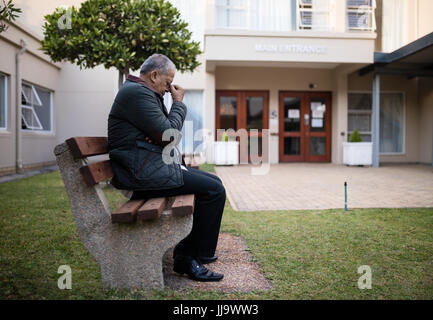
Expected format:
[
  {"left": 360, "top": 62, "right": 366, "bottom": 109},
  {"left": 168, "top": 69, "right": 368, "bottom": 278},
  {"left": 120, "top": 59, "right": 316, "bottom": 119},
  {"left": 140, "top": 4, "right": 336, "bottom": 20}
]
[{"left": 107, "top": 54, "right": 226, "bottom": 282}]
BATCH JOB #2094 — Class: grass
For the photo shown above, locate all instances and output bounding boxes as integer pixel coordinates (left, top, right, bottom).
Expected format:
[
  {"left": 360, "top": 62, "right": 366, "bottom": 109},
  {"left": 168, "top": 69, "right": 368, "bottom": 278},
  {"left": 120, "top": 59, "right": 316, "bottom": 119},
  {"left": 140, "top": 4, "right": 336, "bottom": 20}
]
[{"left": 0, "top": 168, "right": 432, "bottom": 300}]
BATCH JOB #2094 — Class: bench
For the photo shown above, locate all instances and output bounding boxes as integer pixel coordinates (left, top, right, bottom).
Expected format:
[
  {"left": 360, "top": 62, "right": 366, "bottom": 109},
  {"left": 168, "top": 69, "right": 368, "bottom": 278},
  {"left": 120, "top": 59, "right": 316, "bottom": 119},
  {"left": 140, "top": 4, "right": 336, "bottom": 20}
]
[{"left": 54, "top": 136, "right": 196, "bottom": 289}]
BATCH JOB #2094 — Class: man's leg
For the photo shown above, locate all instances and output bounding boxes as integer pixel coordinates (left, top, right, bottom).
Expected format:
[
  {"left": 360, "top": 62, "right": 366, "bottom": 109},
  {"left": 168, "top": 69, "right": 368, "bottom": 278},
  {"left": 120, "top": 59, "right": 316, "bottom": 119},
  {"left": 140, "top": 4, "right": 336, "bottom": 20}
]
[{"left": 131, "top": 168, "right": 226, "bottom": 257}]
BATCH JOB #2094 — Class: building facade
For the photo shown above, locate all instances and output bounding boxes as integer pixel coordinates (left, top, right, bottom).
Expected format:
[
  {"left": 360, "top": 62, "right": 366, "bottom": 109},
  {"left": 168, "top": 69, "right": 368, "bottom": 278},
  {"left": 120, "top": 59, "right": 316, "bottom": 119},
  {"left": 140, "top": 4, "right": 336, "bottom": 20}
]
[{"left": 0, "top": 0, "right": 432, "bottom": 176}]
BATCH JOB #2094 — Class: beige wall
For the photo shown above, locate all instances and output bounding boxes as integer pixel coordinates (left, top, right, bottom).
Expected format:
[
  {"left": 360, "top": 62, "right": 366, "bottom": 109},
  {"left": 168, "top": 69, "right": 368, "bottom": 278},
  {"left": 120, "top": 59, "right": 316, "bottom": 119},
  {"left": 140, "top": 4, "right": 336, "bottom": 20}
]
[
  {"left": 418, "top": 79, "right": 433, "bottom": 164},
  {"left": 0, "top": 40, "right": 16, "bottom": 174},
  {"left": 0, "top": 22, "right": 61, "bottom": 175},
  {"left": 379, "top": 0, "right": 433, "bottom": 50},
  {"left": 348, "top": 73, "right": 421, "bottom": 163},
  {"left": 13, "top": 0, "right": 84, "bottom": 37},
  {"left": 55, "top": 63, "right": 118, "bottom": 144},
  {"left": 416, "top": 0, "right": 433, "bottom": 40}
]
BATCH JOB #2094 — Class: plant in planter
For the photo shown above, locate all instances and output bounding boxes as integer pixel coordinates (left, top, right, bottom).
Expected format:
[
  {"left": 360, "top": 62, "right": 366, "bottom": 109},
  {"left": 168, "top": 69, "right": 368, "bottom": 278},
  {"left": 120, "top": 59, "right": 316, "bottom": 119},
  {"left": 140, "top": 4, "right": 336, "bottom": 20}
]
[
  {"left": 343, "top": 129, "right": 373, "bottom": 166},
  {"left": 349, "top": 129, "right": 362, "bottom": 143}
]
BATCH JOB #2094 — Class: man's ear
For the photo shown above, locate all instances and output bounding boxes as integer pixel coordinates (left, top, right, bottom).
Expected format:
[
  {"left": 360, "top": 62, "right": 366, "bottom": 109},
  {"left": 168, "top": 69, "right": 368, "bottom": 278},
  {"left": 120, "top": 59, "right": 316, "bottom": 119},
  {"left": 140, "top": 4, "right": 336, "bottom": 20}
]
[{"left": 150, "top": 70, "right": 158, "bottom": 83}]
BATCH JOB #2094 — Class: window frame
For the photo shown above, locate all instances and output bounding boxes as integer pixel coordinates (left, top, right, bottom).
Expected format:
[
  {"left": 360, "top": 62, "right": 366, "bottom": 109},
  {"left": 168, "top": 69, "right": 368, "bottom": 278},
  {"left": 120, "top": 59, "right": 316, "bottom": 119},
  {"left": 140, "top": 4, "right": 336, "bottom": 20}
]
[
  {"left": 297, "top": 0, "right": 332, "bottom": 31},
  {"left": 215, "top": 0, "right": 249, "bottom": 29},
  {"left": 346, "top": 0, "right": 376, "bottom": 32},
  {"left": 21, "top": 81, "right": 54, "bottom": 134},
  {"left": 0, "top": 73, "right": 8, "bottom": 131},
  {"left": 348, "top": 90, "right": 406, "bottom": 155},
  {"left": 348, "top": 91, "right": 373, "bottom": 142},
  {"left": 215, "top": 0, "right": 296, "bottom": 32}
]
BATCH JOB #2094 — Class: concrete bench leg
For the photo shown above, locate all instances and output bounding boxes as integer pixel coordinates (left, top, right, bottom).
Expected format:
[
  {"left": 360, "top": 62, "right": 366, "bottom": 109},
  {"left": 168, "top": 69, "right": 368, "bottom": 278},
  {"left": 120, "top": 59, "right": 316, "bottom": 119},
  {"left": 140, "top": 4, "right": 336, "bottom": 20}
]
[
  {"left": 54, "top": 142, "right": 193, "bottom": 290},
  {"left": 101, "top": 213, "right": 193, "bottom": 289}
]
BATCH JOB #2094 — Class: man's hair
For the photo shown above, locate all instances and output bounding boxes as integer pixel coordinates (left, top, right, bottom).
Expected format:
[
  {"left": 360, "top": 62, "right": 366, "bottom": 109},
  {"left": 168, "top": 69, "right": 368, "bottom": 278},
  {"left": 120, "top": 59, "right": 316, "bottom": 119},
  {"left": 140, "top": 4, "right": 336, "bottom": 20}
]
[{"left": 140, "top": 54, "right": 176, "bottom": 75}]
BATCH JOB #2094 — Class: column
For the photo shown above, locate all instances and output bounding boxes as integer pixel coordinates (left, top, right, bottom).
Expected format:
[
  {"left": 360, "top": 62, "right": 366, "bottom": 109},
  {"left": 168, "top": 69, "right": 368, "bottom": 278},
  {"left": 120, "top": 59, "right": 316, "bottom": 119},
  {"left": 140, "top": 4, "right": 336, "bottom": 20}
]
[{"left": 372, "top": 73, "right": 380, "bottom": 167}]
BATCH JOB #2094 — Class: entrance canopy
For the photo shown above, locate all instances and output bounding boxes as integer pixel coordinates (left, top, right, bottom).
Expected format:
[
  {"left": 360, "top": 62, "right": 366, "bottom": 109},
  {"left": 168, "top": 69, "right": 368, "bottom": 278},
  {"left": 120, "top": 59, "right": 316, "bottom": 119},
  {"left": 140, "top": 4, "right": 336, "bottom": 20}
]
[
  {"left": 358, "top": 32, "right": 433, "bottom": 167},
  {"left": 359, "top": 32, "right": 433, "bottom": 78}
]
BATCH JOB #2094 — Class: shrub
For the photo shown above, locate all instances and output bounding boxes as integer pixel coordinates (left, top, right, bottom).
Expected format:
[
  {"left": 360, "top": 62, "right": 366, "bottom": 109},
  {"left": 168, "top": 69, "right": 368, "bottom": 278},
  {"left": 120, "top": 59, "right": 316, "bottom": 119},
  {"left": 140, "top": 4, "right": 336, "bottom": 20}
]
[{"left": 349, "top": 129, "right": 362, "bottom": 142}]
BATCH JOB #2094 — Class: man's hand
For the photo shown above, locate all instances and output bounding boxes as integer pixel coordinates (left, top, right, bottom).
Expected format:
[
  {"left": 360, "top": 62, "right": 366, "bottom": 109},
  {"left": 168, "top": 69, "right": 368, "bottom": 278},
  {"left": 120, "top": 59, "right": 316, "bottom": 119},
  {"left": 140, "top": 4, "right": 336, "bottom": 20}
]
[{"left": 170, "top": 84, "right": 185, "bottom": 103}]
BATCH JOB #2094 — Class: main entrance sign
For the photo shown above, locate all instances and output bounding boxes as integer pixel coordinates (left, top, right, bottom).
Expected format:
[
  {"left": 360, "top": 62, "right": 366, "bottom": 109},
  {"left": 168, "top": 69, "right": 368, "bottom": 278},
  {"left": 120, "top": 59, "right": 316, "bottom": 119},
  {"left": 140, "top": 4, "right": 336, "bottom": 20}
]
[{"left": 255, "top": 43, "right": 328, "bottom": 54}]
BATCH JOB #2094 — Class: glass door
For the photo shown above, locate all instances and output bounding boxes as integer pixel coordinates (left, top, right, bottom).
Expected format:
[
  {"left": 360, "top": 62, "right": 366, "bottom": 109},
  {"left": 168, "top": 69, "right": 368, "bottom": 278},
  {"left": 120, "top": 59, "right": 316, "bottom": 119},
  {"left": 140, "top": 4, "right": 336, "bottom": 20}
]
[
  {"left": 279, "top": 91, "right": 331, "bottom": 162},
  {"left": 279, "top": 92, "right": 304, "bottom": 161},
  {"left": 216, "top": 90, "right": 269, "bottom": 163}
]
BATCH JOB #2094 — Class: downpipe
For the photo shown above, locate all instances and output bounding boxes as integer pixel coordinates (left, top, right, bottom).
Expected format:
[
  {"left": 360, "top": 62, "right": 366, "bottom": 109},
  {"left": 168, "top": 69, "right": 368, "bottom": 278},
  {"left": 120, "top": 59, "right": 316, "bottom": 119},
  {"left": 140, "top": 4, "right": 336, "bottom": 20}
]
[{"left": 15, "top": 39, "right": 27, "bottom": 173}]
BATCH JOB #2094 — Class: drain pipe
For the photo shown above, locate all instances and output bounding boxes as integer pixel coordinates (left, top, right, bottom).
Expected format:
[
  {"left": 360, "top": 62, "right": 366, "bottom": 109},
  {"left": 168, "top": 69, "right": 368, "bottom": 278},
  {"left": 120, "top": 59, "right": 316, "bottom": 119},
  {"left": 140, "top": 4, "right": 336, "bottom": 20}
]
[{"left": 16, "top": 39, "right": 27, "bottom": 173}]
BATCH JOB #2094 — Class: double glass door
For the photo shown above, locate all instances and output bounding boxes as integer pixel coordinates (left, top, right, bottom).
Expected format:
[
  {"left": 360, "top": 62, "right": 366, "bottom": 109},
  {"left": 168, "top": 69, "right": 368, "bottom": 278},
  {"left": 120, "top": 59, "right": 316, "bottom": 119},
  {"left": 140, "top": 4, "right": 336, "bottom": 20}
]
[
  {"left": 216, "top": 90, "right": 269, "bottom": 163},
  {"left": 279, "top": 91, "right": 331, "bottom": 162}
]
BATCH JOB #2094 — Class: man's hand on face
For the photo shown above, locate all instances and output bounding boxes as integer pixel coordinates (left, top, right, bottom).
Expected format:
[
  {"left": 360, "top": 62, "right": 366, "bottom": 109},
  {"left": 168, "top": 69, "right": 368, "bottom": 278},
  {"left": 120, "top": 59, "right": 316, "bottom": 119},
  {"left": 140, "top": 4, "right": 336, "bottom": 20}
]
[{"left": 170, "top": 84, "right": 185, "bottom": 103}]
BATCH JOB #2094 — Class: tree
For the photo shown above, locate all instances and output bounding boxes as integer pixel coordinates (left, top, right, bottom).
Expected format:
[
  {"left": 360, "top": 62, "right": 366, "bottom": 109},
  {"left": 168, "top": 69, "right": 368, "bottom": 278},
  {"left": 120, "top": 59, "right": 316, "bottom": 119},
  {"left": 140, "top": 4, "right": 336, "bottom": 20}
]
[
  {"left": 0, "top": 0, "right": 22, "bottom": 33},
  {"left": 41, "top": 0, "right": 201, "bottom": 88}
]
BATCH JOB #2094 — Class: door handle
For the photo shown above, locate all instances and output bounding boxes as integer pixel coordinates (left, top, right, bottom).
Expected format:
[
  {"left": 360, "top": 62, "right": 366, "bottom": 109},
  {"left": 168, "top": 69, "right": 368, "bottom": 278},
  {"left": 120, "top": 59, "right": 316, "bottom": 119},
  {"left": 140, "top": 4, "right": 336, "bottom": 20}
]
[{"left": 304, "top": 114, "right": 309, "bottom": 126}]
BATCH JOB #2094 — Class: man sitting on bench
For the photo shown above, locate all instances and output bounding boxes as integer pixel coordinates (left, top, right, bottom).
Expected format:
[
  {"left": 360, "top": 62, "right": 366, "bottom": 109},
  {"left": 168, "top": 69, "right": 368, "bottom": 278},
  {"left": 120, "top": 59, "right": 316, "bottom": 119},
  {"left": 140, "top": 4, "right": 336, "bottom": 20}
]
[{"left": 107, "top": 54, "right": 225, "bottom": 282}]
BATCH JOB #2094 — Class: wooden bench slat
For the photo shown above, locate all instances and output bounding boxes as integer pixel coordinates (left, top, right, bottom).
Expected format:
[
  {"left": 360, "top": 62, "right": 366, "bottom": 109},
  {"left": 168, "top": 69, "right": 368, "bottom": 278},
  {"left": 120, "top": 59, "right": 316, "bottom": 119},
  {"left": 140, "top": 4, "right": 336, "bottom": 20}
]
[
  {"left": 66, "top": 137, "right": 108, "bottom": 159},
  {"left": 172, "top": 194, "right": 195, "bottom": 217},
  {"left": 112, "top": 199, "right": 145, "bottom": 223},
  {"left": 79, "top": 160, "right": 113, "bottom": 186},
  {"left": 137, "top": 197, "right": 167, "bottom": 221}
]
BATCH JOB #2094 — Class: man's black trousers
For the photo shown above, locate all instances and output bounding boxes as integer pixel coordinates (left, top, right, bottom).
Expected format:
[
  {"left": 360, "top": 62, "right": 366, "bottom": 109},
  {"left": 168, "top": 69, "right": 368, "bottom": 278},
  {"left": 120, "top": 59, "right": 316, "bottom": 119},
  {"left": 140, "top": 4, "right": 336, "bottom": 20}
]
[{"left": 130, "top": 167, "right": 226, "bottom": 257}]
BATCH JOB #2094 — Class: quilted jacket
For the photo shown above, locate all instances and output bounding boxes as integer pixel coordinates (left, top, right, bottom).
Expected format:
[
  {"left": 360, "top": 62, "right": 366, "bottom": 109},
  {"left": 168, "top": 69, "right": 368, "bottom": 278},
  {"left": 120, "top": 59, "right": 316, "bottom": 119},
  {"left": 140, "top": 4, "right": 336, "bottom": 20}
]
[{"left": 107, "top": 76, "right": 187, "bottom": 191}]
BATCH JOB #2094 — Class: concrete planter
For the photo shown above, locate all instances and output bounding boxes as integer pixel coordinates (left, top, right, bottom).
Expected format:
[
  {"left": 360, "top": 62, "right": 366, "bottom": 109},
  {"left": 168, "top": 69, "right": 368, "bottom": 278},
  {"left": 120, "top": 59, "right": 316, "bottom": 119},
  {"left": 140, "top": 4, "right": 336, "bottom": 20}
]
[
  {"left": 343, "top": 142, "right": 373, "bottom": 166},
  {"left": 213, "top": 141, "right": 239, "bottom": 165}
]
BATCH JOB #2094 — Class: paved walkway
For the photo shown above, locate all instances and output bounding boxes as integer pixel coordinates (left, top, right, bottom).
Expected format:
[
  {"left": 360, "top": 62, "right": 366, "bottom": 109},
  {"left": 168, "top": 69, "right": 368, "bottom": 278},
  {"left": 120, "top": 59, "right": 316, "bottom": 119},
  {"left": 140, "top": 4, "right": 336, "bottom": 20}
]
[
  {"left": 215, "top": 163, "right": 433, "bottom": 211},
  {"left": 0, "top": 165, "right": 58, "bottom": 184}
]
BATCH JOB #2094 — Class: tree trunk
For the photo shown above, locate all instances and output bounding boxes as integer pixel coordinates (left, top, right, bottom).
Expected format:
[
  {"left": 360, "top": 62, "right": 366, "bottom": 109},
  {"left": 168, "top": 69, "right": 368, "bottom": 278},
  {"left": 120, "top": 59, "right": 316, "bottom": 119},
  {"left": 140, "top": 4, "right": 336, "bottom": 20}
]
[
  {"left": 118, "top": 68, "right": 130, "bottom": 90},
  {"left": 118, "top": 70, "right": 124, "bottom": 90}
]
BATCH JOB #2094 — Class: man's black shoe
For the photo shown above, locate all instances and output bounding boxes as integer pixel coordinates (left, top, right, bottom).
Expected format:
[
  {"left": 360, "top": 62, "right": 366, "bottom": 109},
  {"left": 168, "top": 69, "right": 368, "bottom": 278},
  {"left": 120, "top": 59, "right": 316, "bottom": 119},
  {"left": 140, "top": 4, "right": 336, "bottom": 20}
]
[
  {"left": 173, "top": 255, "right": 223, "bottom": 282},
  {"left": 197, "top": 255, "right": 218, "bottom": 264}
]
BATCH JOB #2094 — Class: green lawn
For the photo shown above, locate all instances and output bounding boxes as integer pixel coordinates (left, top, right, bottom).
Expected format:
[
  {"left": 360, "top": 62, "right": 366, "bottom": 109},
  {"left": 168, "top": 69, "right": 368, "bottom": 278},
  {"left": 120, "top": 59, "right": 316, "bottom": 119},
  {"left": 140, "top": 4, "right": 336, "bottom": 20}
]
[{"left": 0, "top": 169, "right": 432, "bottom": 300}]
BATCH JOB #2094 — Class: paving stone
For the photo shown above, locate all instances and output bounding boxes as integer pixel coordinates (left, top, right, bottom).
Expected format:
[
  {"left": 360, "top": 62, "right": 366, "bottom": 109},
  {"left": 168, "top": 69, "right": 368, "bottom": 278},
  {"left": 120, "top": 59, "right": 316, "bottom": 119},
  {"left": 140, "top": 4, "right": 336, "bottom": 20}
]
[{"left": 215, "top": 163, "right": 433, "bottom": 211}]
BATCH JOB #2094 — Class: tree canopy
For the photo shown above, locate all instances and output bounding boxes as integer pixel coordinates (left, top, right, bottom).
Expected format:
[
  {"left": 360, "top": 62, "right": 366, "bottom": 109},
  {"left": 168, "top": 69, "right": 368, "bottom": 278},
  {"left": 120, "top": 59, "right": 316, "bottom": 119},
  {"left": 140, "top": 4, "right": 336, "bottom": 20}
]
[
  {"left": 0, "top": 0, "right": 22, "bottom": 33},
  {"left": 41, "top": 0, "right": 201, "bottom": 85}
]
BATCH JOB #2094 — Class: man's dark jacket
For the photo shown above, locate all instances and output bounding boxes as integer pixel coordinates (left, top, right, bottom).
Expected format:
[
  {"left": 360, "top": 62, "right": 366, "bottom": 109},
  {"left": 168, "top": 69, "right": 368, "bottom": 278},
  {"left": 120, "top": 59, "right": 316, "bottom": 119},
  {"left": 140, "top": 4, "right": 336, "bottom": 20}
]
[{"left": 107, "top": 75, "right": 187, "bottom": 191}]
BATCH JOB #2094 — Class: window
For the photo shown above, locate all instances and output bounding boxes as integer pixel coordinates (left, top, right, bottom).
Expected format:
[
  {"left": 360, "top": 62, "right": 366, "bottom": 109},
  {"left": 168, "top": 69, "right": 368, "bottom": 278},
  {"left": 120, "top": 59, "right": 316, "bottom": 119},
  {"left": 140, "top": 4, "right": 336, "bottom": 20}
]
[
  {"left": 216, "top": 0, "right": 295, "bottom": 32},
  {"left": 380, "top": 93, "right": 404, "bottom": 153},
  {"left": 297, "top": 0, "right": 332, "bottom": 31},
  {"left": 164, "top": 90, "right": 204, "bottom": 155},
  {"left": 216, "top": 0, "right": 248, "bottom": 29},
  {"left": 348, "top": 93, "right": 372, "bottom": 142},
  {"left": 347, "top": 0, "right": 376, "bottom": 32},
  {"left": 381, "top": 0, "right": 406, "bottom": 52},
  {"left": 168, "top": 0, "right": 205, "bottom": 49},
  {"left": 21, "top": 83, "right": 53, "bottom": 132},
  {"left": 348, "top": 92, "right": 404, "bottom": 154},
  {"left": 0, "top": 73, "right": 7, "bottom": 130}
]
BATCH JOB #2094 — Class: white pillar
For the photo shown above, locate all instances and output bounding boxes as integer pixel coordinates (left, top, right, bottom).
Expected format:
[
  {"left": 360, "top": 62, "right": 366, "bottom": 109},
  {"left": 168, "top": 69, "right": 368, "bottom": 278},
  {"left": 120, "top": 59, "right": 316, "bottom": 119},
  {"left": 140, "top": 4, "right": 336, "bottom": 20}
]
[
  {"left": 334, "top": 0, "right": 347, "bottom": 33},
  {"left": 204, "top": 70, "right": 216, "bottom": 163},
  {"left": 332, "top": 67, "right": 348, "bottom": 164}
]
